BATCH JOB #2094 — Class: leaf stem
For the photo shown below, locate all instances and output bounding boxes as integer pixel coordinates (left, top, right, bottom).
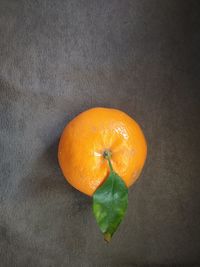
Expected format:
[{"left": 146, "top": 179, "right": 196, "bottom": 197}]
[{"left": 103, "top": 150, "right": 113, "bottom": 172}]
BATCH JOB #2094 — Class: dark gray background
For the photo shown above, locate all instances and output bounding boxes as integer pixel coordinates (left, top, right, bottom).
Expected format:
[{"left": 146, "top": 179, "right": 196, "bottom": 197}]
[{"left": 0, "top": 0, "right": 200, "bottom": 266}]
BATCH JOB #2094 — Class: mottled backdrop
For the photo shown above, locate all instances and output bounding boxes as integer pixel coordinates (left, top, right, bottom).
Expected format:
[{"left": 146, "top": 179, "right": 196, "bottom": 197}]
[{"left": 0, "top": 0, "right": 200, "bottom": 266}]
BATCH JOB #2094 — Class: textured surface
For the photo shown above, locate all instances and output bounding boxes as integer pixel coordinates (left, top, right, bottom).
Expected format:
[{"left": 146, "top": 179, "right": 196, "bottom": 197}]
[{"left": 0, "top": 0, "right": 200, "bottom": 266}]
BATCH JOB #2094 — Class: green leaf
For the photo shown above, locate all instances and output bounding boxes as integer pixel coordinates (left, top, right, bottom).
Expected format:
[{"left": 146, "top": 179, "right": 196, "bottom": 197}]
[{"left": 92, "top": 171, "right": 128, "bottom": 242}]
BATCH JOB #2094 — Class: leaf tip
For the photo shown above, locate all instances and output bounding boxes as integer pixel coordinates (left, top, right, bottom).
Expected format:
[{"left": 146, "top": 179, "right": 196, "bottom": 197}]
[{"left": 104, "top": 232, "right": 112, "bottom": 243}]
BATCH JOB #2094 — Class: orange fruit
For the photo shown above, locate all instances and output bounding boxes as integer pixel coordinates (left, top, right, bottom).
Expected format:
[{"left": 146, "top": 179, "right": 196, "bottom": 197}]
[{"left": 58, "top": 107, "right": 147, "bottom": 196}]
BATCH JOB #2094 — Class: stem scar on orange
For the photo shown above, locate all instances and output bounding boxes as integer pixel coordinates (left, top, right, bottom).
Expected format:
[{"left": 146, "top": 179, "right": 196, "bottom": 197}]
[{"left": 58, "top": 107, "right": 147, "bottom": 241}]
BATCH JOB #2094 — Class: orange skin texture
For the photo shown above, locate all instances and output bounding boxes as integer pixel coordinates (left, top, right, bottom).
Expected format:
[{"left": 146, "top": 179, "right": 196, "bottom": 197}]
[{"left": 58, "top": 107, "right": 147, "bottom": 196}]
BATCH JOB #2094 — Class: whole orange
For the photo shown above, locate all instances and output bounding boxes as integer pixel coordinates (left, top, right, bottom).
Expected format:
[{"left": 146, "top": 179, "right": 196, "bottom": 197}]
[{"left": 58, "top": 107, "right": 147, "bottom": 196}]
